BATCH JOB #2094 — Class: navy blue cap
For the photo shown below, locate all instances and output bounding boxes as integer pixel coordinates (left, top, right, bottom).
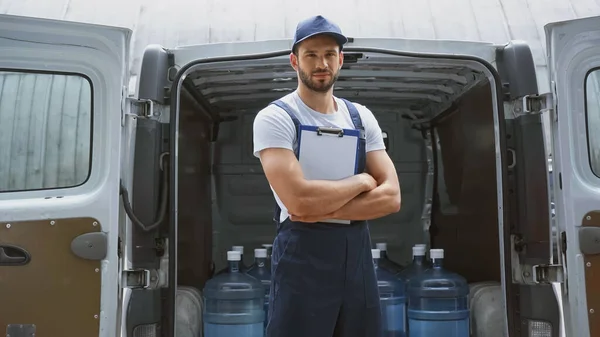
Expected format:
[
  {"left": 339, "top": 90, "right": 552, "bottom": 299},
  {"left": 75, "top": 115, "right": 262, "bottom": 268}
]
[{"left": 292, "top": 15, "right": 348, "bottom": 51}]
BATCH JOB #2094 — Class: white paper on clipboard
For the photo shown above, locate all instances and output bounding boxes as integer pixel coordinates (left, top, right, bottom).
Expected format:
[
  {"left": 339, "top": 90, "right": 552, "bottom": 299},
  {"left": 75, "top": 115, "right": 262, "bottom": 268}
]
[{"left": 297, "top": 125, "right": 361, "bottom": 224}]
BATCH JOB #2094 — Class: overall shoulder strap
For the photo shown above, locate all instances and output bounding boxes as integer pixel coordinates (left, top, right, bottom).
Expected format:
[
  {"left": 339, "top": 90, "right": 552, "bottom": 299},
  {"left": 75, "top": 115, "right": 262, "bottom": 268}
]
[
  {"left": 268, "top": 99, "right": 302, "bottom": 227},
  {"left": 270, "top": 99, "right": 301, "bottom": 133},
  {"left": 339, "top": 98, "right": 367, "bottom": 174},
  {"left": 339, "top": 98, "right": 364, "bottom": 131}
]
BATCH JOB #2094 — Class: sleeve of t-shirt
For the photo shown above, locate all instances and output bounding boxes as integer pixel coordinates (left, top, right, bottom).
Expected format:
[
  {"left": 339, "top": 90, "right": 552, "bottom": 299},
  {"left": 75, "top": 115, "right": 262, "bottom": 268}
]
[
  {"left": 253, "top": 105, "right": 297, "bottom": 159},
  {"left": 356, "top": 103, "right": 386, "bottom": 153}
]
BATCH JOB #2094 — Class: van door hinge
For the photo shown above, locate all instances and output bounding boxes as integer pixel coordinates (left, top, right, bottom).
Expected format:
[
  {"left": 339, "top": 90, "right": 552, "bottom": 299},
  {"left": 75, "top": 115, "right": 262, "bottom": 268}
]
[
  {"left": 532, "top": 264, "right": 564, "bottom": 284},
  {"left": 129, "top": 98, "right": 155, "bottom": 118},
  {"left": 124, "top": 97, "right": 169, "bottom": 124},
  {"left": 121, "top": 240, "right": 169, "bottom": 289},
  {"left": 519, "top": 93, "right": 554, "bottom": 115},
  {"left": 510, "top": 235, "right": 565, "bottom": 285},
  {"left": 122, "top": 269, "right": 152, "bottom": 289},
  {"left": 121, "top": 268, "right": 166, "bottom": 289}
]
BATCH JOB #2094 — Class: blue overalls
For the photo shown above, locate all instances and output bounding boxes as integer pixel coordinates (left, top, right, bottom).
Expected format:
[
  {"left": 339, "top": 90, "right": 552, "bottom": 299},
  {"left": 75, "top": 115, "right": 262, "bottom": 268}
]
[{"left": 265, "top": 98, "right": 383, "bottom": 337}]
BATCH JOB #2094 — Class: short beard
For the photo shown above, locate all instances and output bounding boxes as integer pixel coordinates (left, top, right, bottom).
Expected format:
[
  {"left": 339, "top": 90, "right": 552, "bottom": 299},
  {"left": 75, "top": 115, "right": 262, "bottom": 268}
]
[{"left": 298, "top": 64, "right": 339, "bottom": 93}]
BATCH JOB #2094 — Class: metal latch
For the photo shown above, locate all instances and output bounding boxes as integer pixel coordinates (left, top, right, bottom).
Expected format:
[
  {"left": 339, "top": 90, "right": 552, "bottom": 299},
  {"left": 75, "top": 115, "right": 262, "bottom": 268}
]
[
  {"left": 522, "top": 93, "right": 553, "bottom": 114},
  {"left": 532, "top": 264, "right": 564, "bottom": 284}
]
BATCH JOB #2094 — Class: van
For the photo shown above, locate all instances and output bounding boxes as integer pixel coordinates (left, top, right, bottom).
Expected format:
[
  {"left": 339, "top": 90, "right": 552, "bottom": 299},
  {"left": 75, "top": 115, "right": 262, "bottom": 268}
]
[{"left": 0, "top": 12, "right": 598, "bottom": 337}]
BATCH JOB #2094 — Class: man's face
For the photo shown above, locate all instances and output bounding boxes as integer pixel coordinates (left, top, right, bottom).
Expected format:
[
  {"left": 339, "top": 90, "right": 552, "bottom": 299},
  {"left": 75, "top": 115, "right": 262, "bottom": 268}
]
[{"left": 291, "top": 35, "right": 344, "bottom": 93}]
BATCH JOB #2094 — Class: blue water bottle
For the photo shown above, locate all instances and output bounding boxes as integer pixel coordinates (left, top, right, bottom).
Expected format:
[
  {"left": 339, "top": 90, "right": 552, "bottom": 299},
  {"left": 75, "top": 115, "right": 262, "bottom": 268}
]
[
  {"left": 203, "top": 250, "right": 265, "bottom": 337},
  {"left": 215, "top": 245, "right": 249, "bottom": 275},
  {"left": 372, "top": 249, "right": 407, "bottom": 337},
  {"left": 407, "top": 248, "right": 470, "bottom": 337},
  {"left": 246, "top": 248, "right": 272, "bottom": 330},
  {"left": 232, "top": 245, "right": 248, "bottom": 272},
  {"left": 398, "top": 244, "right": 428, "bottom": 283},
  {"left": 375, "top": 242, "right": 405, "bottom": 274},
  {"left": 261, "top": 244, "right": 273, "bottom": 259}
]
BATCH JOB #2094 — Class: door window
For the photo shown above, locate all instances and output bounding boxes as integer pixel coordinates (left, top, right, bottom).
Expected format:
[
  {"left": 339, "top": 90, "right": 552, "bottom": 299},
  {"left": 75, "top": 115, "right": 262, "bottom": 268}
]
[
  {"left": 586, "top": 68, "right": 600, "bottom": 177},
  {"left": 0, "top": 70, "right": 92, "bottom": 192}
]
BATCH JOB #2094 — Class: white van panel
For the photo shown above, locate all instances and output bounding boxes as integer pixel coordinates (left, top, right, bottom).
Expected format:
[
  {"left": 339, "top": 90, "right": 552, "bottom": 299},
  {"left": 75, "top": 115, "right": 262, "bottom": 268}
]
[
  {"left": 545, "top": 14, "right": 600, "bottom": 337},
  {"left": 0, "top": 13, "right": 131, "bottom": 337},
  {"left": 170, "top": 37, "right": 497, "bottom": 70}
]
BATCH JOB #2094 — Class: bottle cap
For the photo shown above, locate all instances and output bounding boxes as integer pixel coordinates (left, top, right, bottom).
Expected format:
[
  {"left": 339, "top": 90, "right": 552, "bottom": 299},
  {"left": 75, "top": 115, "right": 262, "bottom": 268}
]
[
  {"left": 371, "top": 249, "right": 381, "bottom": 259},
  {"left": 375, "top": 243, "right": 387, "bottom": 251},
  {"left": 227, "top": 251, "right": 241, "bottom": 261},
  {"left": 430, "top": 248, "right": 444, "bottom": 259},
  {"left": 413, "top": 245, "right": 426, "bottom": 256},
  {"left": 262, "top": 244, "right": 273, "bottom": 249},
  {"left": 255, "top": 248, "right": 267, "bottom": 258},
  {"left": 232, "top": 246, "right": 244, "bottom": 254}
]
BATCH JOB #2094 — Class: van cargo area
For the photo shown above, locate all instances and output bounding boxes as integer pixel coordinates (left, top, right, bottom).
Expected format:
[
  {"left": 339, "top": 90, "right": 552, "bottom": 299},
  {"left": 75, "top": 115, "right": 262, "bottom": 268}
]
[
  {"left": 125, "top": 43, "right": 559, "bottom": 337},
  {"left": 177, "top": 51, "right": 500, "bottom": 281}
]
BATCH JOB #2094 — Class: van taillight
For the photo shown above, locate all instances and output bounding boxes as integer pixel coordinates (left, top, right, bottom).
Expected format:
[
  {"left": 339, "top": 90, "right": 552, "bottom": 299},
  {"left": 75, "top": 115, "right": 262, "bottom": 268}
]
[
  {"left": 528, "top": 319, "right": 552, "bottom": 337},
  {"left": 133, "top": 323, "right": 159, "bottom": 337}
]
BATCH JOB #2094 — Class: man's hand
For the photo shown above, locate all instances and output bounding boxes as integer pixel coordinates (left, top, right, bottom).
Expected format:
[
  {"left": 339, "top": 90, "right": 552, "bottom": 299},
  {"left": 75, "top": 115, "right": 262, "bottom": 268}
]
[
  {"left": 294, "top": 149, "right": 400, "bottom": 223},
  {"left": 259, "top": 148, "right": 377, "bottom": 217},
  {"left": 356, "top": 172, "right": 378, "bottom": 190},
  {"left": 330, "top": 149, "right": 401, "bottom": 220}
]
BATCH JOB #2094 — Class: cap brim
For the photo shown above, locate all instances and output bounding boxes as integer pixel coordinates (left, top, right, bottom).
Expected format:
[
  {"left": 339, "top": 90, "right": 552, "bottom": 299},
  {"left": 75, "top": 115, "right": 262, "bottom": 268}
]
[{"left": 293, "top": 32, "right": 348, "bottom": 50}]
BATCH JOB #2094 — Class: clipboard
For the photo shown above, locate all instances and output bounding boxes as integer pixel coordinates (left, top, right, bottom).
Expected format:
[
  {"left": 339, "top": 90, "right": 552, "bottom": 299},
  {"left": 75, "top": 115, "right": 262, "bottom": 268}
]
[{"left": 297, "top": 125, "right": 364, "bottom": 224}]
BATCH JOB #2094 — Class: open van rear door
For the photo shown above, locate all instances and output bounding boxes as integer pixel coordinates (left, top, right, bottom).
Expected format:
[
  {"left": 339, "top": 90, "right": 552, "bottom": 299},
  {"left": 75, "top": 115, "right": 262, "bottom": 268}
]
[
  {"left": 0, "top": 14, "right": 131, "bottom": 337},
  {"left": 546, "top": 15, "right": 600, "bottom": 337}
]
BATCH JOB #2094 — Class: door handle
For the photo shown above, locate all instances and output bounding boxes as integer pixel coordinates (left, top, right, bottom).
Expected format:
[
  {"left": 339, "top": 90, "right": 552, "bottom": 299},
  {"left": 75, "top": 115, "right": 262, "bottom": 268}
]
[{"left": 0, "top": 245, "right": 31, "bottom": 266}]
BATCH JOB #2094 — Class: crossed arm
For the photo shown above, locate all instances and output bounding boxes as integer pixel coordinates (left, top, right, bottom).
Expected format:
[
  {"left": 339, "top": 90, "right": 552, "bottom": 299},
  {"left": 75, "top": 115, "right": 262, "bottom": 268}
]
[{"left": 259, "top": 147, "right": 401, "bottom": 223}]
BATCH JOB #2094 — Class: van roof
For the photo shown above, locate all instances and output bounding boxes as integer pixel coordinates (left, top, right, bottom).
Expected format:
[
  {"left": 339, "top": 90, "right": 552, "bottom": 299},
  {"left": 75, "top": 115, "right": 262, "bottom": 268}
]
[{"left": 177, "top": 46, "right": 489, "bottom": 118}]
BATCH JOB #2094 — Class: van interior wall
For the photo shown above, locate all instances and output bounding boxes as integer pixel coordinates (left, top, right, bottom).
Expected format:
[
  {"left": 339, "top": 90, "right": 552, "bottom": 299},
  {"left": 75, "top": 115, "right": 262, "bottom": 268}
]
[{"left": 430, "top": 80, "right": 501, "bottom": 283}]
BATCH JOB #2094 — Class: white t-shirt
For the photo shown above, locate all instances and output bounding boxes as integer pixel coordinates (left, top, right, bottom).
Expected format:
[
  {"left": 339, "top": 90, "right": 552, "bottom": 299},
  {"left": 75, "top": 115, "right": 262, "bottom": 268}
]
[{"left": 252, "top": 90, "right": 386, "bottom": 223}]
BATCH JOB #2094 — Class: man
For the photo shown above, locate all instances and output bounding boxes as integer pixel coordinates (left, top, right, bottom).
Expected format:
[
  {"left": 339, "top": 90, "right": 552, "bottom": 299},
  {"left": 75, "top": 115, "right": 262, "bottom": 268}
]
[{"left": 252, "top": 15, "right": 401, "bottom": 337}]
